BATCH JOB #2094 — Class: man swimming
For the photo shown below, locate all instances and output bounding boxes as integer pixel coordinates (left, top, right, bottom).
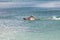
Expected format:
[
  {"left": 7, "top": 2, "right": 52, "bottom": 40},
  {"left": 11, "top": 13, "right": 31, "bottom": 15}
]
[{"left": 23, "top": 16, "right": 36, "bottom": 20}]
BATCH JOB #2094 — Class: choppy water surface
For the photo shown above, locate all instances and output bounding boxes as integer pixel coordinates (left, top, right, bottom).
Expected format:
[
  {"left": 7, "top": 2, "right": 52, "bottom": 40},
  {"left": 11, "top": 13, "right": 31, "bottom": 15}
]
[{"left": 0, "top": 7, "right": 60, "bottom": 40}]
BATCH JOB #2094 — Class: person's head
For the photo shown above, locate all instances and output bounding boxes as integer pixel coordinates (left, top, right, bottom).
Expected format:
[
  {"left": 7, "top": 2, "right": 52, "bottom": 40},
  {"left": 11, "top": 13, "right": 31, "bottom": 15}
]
[{"left": 23, "top": 18, "right": 26, "bottom": 20}]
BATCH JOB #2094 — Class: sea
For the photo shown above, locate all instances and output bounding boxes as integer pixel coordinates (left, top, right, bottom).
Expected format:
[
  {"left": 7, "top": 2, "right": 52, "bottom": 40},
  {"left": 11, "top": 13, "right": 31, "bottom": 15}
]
[{"left": 0, "top": 7, "right": 60, "bottom": 40}]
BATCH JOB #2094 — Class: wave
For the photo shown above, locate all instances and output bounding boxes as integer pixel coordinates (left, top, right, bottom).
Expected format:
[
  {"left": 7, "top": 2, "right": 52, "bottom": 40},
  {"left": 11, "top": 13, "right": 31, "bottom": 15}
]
[
  {"left": 48, "top": 16, "right": 60, "bottom": 20},
  {"left": 35, "top": 2, "right": 60, "bottom": 8},
  {"left": 0, "top": 2, "right": 21, "bottom": 8},
  {"left": 0, "top": 1, "right": 60, "bottom": 10}
]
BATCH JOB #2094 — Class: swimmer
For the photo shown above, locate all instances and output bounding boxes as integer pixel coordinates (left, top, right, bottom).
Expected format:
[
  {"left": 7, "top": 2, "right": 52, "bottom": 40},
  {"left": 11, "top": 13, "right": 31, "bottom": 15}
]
[{"left": 23, "top": 16, "right": 36, "bottom": 20}]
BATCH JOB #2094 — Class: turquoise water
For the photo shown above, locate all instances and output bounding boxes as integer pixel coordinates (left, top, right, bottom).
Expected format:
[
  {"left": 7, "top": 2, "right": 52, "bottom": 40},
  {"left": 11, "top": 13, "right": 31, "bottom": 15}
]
[{"left": 0, "top": 7, "right": 60, "bottom": 40}]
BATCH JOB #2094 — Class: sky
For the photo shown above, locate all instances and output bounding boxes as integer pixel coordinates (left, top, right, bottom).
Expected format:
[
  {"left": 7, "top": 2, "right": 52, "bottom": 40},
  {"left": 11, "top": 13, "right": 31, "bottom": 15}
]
[{"left": 0, "top": 0, "right": 60, "bottom": 8}]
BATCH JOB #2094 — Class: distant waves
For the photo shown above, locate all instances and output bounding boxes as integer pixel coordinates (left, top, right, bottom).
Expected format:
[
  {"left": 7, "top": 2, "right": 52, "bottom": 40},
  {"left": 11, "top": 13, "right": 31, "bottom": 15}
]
[{"left": 0, "top": 1, "right": 60, "bottom": 9}]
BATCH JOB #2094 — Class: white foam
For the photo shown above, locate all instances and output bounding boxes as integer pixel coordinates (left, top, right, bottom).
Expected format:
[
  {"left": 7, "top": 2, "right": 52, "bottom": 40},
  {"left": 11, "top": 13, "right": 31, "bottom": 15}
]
[{"left": 49, "top": 16, "right": 60, "bottom": 20}]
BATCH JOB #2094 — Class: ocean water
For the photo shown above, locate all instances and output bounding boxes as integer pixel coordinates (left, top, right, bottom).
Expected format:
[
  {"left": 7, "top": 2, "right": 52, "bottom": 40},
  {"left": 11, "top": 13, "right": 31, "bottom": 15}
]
[{"left": 0, "top": 7, "right": 60, "bottom": 40}]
